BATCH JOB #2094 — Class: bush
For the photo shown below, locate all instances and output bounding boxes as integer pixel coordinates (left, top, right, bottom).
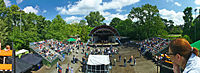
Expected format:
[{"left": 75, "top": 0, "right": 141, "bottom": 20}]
[{"left": 182, "top": 35, "right": 192, "bottom": 43}]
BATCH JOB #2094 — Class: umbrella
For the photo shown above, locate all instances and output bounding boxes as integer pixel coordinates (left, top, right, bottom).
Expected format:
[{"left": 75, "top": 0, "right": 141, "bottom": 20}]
[
  {"left": 191, "top": 40, "right": 200, "bottom": 50},
  {"left": 67, "top": 38, "right": 76, "bottom": 42}
]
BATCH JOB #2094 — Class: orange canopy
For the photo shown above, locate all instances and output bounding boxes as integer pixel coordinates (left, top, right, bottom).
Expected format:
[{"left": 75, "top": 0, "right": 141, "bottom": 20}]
[
  {"left": 0, "top": 50, "right": 12, "bottom": 56},
  {"left": 0, "top": 64, "right": 12, "bottom": 70},
  {"left": 161, "top": 54, "right": 170, "bottom": 59},
  {"left": 165, "top": 60, "right": 172, "bottom": 64}
]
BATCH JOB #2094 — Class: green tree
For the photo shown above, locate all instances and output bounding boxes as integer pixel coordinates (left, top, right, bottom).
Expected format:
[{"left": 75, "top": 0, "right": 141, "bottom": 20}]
[
  {"left": 128, "top": 4, "right": 167, "bottom": 40},
  {"left": 46, "top": 15, "right": 67, "bottom": 41},
  {"left": 182, "top": 7, "right": 193, "bottom": 42},
  {"left": 109, "top": 17, "right": 121, "bottom": 28},
  {"left": 85, "top": 11, "right": 105, "bottom": 27},
  {"left": 79, "top": 20, "right": 86, "bottom": 26},
  {"left": 0, "top": 0, "right": 8, "bottom": 19},
  {"left": 183, "top": 35, "right": 192, "bottom": 43},
  {"left": 116, "top": 19, "right": 133, "bottom": 37},
  {"left": 193, "top": 15, "right": 200, "bottom": 42},
  {"left": 0, "top": 19, "right": 8, "bottom": 47}
]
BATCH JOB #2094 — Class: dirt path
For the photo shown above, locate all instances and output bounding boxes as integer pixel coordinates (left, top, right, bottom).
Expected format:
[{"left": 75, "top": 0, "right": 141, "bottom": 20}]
[
  {"left": 34, "top": 46, "right": 159, "bottom": 73},
  {"left": 110, "top": 46, "right": 159, "bottom": 73}
]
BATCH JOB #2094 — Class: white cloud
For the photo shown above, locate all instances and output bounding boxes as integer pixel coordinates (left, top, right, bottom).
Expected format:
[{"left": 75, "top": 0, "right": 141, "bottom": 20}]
[
  {"left": 64, "top": 11, "right": 128, "bottom": 24},
  {"left": 4, "top": 0, "right": 11, "bottom": 7},
  {"left": 23, "top": 6, "right": 39, "bottom": 14},
  {"left": 166, "top": 0, "right": 173, "bottom": 2},
  {"left": 159, "top": 9, "right": 184, "bottom": 25},
  {"left": 57, "top": 0, "right": 102, "bottom": 15},
  {"left": 102, "top": 0, "right": 140, "bottom": 10},
  {"left": 43, "top": 10, "right": 47, "bottom": 13},
  {"left": 195, "top": 0, "right": 200, "bottom": 5},
  {"left": 56, "top": 7, "right": 68, "bottom": 15},
  {"left": 64, "top": 16, "right": 83, "bottom": 23},
  {"left": 100, "top": 11, "right": 128, "bottom": 25},
  {"left": 196, "top": 7, "right": 200, "bottom": 9},
  {"left": 16, "top": 0, "right": 23, "bottom": 4},
  {"left": 174, "top": 2, "right": 181, "bottom": 6},
  {"left": 56, "top": 0, "right": 140, "bottom": 15}
]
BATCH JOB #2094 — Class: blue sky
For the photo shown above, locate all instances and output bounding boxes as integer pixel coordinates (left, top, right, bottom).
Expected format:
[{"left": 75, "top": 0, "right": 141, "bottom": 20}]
[{"left": 3, "top": 0, "right": 200, "bottom": 25}]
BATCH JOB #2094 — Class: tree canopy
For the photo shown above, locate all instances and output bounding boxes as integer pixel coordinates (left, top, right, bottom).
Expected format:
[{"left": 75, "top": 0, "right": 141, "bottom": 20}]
[
  {"left": 0, "top": 0, "right": 199, "bottom": 50},
  {"left": 122, "top": 4, "right": 168, "bottom": 40},
  {"left": 85, "top": 11, "right": 105, "bottom": 27}
]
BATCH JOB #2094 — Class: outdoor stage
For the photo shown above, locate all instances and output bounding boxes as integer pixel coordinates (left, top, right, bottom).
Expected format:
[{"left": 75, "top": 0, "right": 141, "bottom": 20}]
[{"left": 87, "top": 25, "right": 121, "bottom": 47}]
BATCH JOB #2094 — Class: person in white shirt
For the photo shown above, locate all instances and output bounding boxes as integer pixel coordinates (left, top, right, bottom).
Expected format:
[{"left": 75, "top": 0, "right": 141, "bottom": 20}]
[{"left": 167, "top": 38, "right": 200, "bottom": 73}]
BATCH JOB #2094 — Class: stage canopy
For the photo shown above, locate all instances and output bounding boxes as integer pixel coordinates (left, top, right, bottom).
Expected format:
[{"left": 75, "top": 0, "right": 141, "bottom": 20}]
[
  {"left": 67, "top": 38, "right": 76, "bottom": 42},
  {"left": 191, "top": 40, "right": 200, "bottom": 50},
  {"left": 20, "top": 54, "right": 43, "bottom": 65},
  {"left": 16, "top": 58, "right": 33, "bottom": 73},
  {"left": 7, "top": 57, "right": 33, "bottom": 73},
  {"left": 87, "top": 55, "right": 110, "bottom": 65},
  {"left": 16, "top": 49, "right": 29, "bottom": 56},
  {"left": 89, "top": 25, "right": 120, "bottom": 36}
]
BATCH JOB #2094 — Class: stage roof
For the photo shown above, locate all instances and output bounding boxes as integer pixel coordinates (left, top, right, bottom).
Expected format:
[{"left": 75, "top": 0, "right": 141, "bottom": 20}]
[{"left": 89, "top": 25, "right": 120, "bottom": 36}]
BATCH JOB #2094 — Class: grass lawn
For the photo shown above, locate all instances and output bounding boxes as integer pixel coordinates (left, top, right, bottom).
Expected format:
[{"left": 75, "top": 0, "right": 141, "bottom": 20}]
[{"left": 160, "top": 34, "right": 182, "bottom": 40}]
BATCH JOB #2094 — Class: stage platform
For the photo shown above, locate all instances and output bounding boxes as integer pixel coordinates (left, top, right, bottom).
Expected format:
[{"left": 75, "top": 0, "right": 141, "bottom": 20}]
[{"left": 87, "top": 42, "right": 120, "bottom": 47}]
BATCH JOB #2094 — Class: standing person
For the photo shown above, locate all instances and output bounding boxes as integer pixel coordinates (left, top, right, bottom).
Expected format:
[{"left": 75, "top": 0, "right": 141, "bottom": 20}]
[
  {"left": 108, "top": 50, "right": 111, "bottom": 56},
  {"left": 128, "top": 56, "right": 132, "bottom": 63},
  {"left": 76, "top": 50, "right": 79, "bottom": 54},
  {"left": 124, "top": 57, "right": 126, "bottom": 67},
  {"left": 71, "top": 67, "right": 73, "bottom": 73},
  {"left": 66, "top": 64, "right": 69, "bottom": 73},
  {"left": 134, "top": 58, "right": 136, "bottom": 66},
  {"left": 86, "top": 52, "right": 88, "bottom": 58},
  {"left": 113, "top": 59, "right": 116, "bottom": 66},
  {"left": 58, "top": 63, "right": 62, "bottom": 73},
  {"left": 139, "top": 48, "right": 142, "bottom": 57},
  {"left": 167, "top": 38, "right": 200, "bottom": 73},
  {"left": 73, "top": 55, "right": 75, "bottom": 64},
  {"left": 81, "top": 42, "right": 83, "bottom": 48},
  {"left": 119, "top": 55, "right": 121, "bottom": 62},
  {"left": 82, "top": 49, "right": 84, "bottom": 54},
  {"left": 57, "top": 62, "right": 59, "bottom": 70}
]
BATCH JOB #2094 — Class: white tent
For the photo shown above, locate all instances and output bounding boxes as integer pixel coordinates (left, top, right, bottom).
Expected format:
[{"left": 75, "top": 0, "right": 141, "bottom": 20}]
[
  {"left": 86, "top": 55, "right": 110, "bottom": 73},
  {"left": 16, "top": 49, "right": 29, "bottom": 55},
  {"left": 87, "top": 55, "right": 110, "bottom": 65}
]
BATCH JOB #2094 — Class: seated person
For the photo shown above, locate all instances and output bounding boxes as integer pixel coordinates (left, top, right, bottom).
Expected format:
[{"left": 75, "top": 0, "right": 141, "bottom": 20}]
[{"left": 4, "top": 45, "right": 10, "bottom": 51}]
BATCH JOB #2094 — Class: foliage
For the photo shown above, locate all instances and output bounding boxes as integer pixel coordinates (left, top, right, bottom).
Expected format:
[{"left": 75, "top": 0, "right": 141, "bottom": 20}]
[
  {"left": 182, "top": 35, "right": 192, "bottom": 43},
  {"left": 182, "top": 7, "right": 193, "bottom": 42},
  {"left": 0, "top": 1, "right": 199, "bottom": 50},
  {"left": 125, "top": 4, "right": 167, "bottom": 40},
  {"left": 192, "top": 15, "right": 200, "bottom": 42},
  {"left": 0, "top": 1, "right": 93, "bottom": 50},
  {"left": 85, "top": 11, "right": 105, "bottom": 27},
  {"left": 0, "top": 19, "right": 8, "bottom": 46},
  {"left": 109, "top": 17, "right": 121, "bottom": 27}
]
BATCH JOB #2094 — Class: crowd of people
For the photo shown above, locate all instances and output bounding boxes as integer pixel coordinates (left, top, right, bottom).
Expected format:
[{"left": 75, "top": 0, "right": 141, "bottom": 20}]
[
  {"left": 30, "top": 39, "right": 69, "bottom": 62},
  {"left": 30, "top": 37, "right": 200, "bottom": 73},
  {"left": 136, "top": 37, "right": 173, "bottom": 68},
  {"left": 137, "top": 37, "right": 170, "bottom": 55}
]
